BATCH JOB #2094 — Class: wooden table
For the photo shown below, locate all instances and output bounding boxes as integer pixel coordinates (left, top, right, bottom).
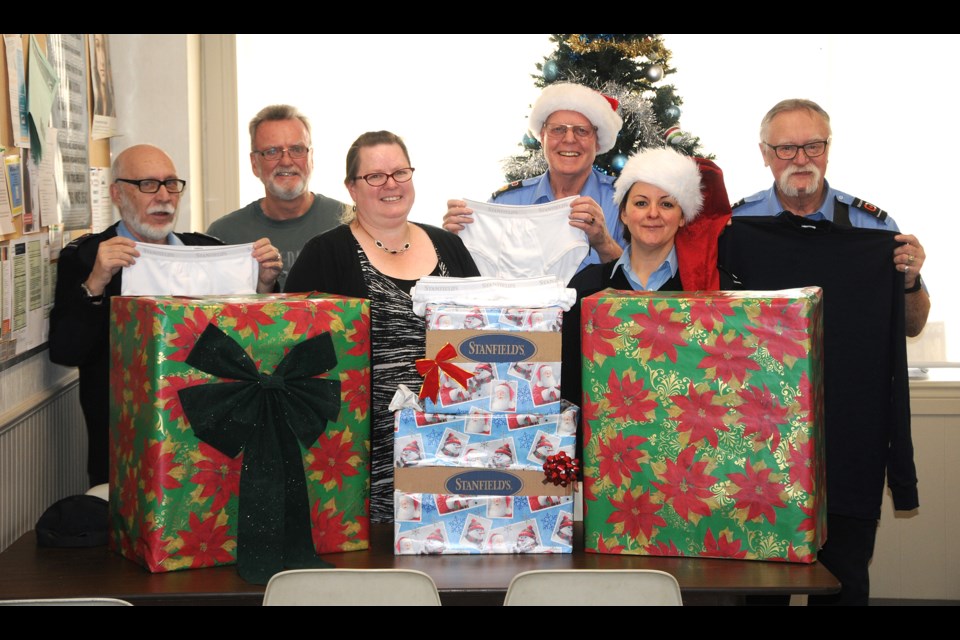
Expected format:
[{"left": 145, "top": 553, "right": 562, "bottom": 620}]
[{"left": 0, "top": 524, "right": 838, "bottom": 605}]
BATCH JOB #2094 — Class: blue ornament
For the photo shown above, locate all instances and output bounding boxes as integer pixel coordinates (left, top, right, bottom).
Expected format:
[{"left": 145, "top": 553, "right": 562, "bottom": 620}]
[
  {"left": 611, "top": 153, "right": 627, "bottom": 172},
  {"left": 543, "top": 60, "right": 558, "bottom": 82},
  {"left": 665, "top": 105, "right": 681, "bottom": 121},
  {"left": 522, "top": 133, "right": 539, "bottom": 149}
]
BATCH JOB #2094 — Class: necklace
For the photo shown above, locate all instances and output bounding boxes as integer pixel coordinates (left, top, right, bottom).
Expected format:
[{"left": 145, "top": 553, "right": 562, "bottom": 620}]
[{"left": 354, "top": 220, "right": 411, "bottom": 255}]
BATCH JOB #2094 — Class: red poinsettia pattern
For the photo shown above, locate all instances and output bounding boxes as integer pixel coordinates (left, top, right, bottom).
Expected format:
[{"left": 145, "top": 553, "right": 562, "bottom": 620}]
[
  {"left": 595, "top": 430, "right": 648, "bottom": 488},
  {"left": 221, "top": 303, "right": 276, "bottom": 338},
  {"left": 630, "top": 302, "right": 688, "bottom": 362},
  {"left": 689, "top": 296, "right": 735, "bottom": 332},
  {"left": 747, "top": 301, "right": 809, "bottom": 364},
  {"left": 701, "top": 528, "right": 748, "bottom": 559},
  {"left": 652, "top": 446, "right": 718, "bottom": 521},
  {"left": 607, "top": 488, "right": 666, "bottom": 541},
  {"left": 177, "top": 512, "right": 235, "bottom": 568},
  {"left": 311, "top": 501, "right": 350, "bottom": 553},
  {"left": 341, "top": 368, "right": 370, "bottom": 418},
  {"left": 307, "top": 429, "right": 361, "bottom": 490},
  {"left": 167, "top": 307, "right": 211, "bottom": 362},
  {"left": 605, "top": 369, "right": 658, "bottom": 422},
  {"left": 142, "top": 440, "right": 182, "bottom": 501},
  {"left": 670, "top": 383, "right": 730, "bottom": 448},
  {"left": 698, "top": 334, "right": 760, "bottom": 384},
  {"left": 190, "top": 443, "right": 242, "bottom": 513},
  {"left": 737, "top": 384, "right": 789, "bottom": 451},
  {"left": 788, "top": 437, "right": 815, "bottom": 494},
  {"left": 583, "top": 301, "right": 621, "bottom": 360},
  {"left": 727, "top": 459, "right": 787, "bottom": 524}
]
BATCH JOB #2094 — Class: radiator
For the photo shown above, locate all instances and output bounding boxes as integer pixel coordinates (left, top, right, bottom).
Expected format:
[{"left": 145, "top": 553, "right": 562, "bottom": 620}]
[{"left": 0, "top": 376, "right": 88, "bottom": 552}]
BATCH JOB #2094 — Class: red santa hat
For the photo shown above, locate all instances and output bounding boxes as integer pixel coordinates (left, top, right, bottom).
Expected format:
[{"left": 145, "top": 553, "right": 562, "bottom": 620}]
[
  {"left": 518, "top": 525, "right": 537, "bottom": 541},
  {"left": 535, "top": 365, "right": 557, "bottom": 385},
  {"left": 528, "top": 82, "right": 624, "bottom": 154},
  {"left": 495, "top": 382, "right": 515, "bottom": 400},
  {"left": 395, "top": 537, "right": 412, "bottom": 553},
  {"left": 613, "top": 147, "right": 703, "bottom": 223}
]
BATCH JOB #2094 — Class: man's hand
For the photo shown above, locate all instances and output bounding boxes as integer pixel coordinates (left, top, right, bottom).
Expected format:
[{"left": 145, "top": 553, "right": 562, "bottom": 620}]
[
  {"left": 86, "top": 236, "right": 139, "bottom": 296},
  {"left": 253, "top": 238, "right": 282, "bottom": 293},
  {"left": 443, "top": 199, "right": 474, "bottom": 234},
  {"left": 895, "top": 233, "right": 931, "bottom": 337},
  {"left": 568, "top": 196, "right": 622, "bottom": 263}
]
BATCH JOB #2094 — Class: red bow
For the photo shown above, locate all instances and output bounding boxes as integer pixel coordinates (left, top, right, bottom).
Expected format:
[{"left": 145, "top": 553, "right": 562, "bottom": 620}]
[
  {"left": 415, "top": 343, "right": 473, "bottom": 402},
  {"left": 542, "top": 451, "right": 580, "bottom": 488}
]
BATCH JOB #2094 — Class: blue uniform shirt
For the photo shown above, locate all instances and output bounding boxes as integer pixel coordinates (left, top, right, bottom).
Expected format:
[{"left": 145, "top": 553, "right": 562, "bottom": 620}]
[
  {"left": 733, "top": 181, "right": 900, "bottom": 232},
  {"left": 490, "top": 168, "right": 626, "bottom": 273},
  {"left": 611, "top": 245, "right": 678, "bottom": 291}
]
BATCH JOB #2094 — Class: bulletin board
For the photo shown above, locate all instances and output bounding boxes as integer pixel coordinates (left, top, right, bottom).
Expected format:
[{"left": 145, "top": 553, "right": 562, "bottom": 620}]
[{"left": 0, "top": 33, "right": 111, "bottom": 369}]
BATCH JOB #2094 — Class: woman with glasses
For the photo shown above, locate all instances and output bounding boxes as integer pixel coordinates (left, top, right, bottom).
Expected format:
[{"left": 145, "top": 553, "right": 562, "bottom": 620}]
[{"left": 286, "top": 131, "right": 479, "bottom": 524}]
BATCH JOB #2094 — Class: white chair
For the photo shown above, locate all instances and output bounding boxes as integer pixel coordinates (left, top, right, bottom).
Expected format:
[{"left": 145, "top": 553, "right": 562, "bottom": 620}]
[
  {"left": 503, "top": 569, "right": 683, "bottom": 606},
  {"left": 262, "top": 569, "right": 442, "bottom": 606},
  {"left": 0, "top": 597, "right": 133, "bottom": 606}
]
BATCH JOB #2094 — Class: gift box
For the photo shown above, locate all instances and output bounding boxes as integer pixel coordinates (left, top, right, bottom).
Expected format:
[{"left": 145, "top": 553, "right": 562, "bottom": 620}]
[
  {"left": 581, "top": 288, "right": 826, "bottom": 563},
  {"left": 420, "top": 305, "right": 563, "bottom": 415},
  {"left": 108, "top": 293, "right": 371, "bottom": 583},
  {"left": 393, "top": 404, "right": 577, "bottom": 554}
]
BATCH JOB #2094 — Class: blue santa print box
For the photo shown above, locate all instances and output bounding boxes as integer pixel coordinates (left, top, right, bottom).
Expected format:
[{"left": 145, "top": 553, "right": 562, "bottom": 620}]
[
  {"left": 393, "top": 404, "right": 578, "bottom": 555},
  {"left": 421, "top": 305, "right": 563, "bottom": 415}
]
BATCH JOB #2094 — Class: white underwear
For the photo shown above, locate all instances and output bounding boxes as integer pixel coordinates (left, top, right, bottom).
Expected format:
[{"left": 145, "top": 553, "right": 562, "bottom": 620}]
[
  {"left": 410, "top": 275, "right": 576, "bottom": 316},
  {"left": 121, "top": 242, "right": 258, "bottom": 296},
  {"left": 460, "top": 196, "right": 589, "bottom": 283}
]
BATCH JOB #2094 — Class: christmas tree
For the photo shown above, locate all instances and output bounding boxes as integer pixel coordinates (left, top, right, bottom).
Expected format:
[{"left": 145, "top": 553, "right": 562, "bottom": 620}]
[{"left": 504, "top": 34, "right": 706, "bottom": 182}]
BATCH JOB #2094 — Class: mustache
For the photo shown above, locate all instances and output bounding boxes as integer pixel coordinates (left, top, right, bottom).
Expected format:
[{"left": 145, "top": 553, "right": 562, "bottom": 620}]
[
  {"left": 271, "top": 166, "right": 302, "bottom": 179},
  {"left": 147, "top": 205, "right": 176, "bottom": 215}
]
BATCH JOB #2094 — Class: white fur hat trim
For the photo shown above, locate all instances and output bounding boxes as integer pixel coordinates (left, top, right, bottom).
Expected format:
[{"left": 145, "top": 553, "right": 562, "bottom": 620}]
[
  {"left": 528, "top": 83, "right": 623, "bottom": 154},
  {"left": 613, "top": 147, "right": 703, "bottom": 222}
]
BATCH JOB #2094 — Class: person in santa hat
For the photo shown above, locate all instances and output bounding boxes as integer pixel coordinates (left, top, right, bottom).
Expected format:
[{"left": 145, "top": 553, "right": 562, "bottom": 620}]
[
  {"left": 463, "top": 518, "right": 486, "bottom": 547},
  {"left": 397, "top": 438, "right": 423, "bottom": 468},
  {"left": 531, "top": 433, "right": 556, "bottom": 463},
  {"left": 395, "top": 494, "right": 421, "bottom": 521},
  {"left": 487, "top": 496, "right": 511, "bottom": 518},
  {"left": 430, "top": 310, "right": 457, "bottom": 330},
  {"left": 560, "top": 147, "right": 740, "bottom": 444},
  {"left": 556, "top": 513, "right": 574, "bottom": 544},
  {"left": 531, "top": 364, "right": 561, "bottom": 405},
  {"left": 438, "top": 431, "right": 464, "bottom": 459},
  {"left": 464, "top": 410, "right": 491, "bottom": 435},
  {"left": 396, "top": 536, "right": 418, "bottom": 554},
  {"left": 467, "top": 362, "right": 494, "bottom": 399},
  {"left": 422, "top": 528, "right": 446, "bottom": 555},
  {"left": 445, "top": 82, "right": 627, "bottom": 275},
  {"left": 514, "top": 524, "right": 539, "bottom": 553},
  {"left": 490, "top": 441, "right": 514, "bottom": 468},
  {"left": 490, "top": 381, "right": 516, "bottom": 413},
  {"left": 557, "top": 407, "right": 577, "bottom": 436},
  {"left": 487, "top": 532, "right": 508, "bottom": 554}
]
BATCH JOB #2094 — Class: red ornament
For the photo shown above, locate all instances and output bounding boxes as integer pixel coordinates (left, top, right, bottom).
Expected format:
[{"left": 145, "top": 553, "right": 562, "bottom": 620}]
[{"left": 542, "top": 451, "right": 580, "bottom": 488}]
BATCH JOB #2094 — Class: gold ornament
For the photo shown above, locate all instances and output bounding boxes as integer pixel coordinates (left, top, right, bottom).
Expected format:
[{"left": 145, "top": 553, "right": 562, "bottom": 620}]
[{"left": 566, "top": 34, "right": 672, "bottom": 63}]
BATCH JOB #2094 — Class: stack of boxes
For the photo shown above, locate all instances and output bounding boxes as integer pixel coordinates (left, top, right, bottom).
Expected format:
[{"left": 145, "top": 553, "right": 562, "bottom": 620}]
[{"left": 394, "top": 305, "right": 578, "bottom": 554}]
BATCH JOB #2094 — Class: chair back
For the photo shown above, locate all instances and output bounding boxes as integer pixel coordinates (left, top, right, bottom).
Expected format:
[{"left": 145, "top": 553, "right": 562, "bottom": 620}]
[
  {"left": 503, "top": 569, "right": 682, "bottom": 606},
  {"left": 262, "top": 568, "right": 442, "bottom": 606},
  {"left": 0, "top": 597, "right": 133, "bottom": 606}
]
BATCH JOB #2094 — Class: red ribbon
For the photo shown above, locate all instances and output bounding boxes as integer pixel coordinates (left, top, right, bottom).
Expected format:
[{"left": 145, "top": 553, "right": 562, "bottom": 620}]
[
  {"left": 542, "top": 451, "right": 580, "bottom": 488},
  {"left": 415, "top": 343, "right": 473, "bottom": 403}
]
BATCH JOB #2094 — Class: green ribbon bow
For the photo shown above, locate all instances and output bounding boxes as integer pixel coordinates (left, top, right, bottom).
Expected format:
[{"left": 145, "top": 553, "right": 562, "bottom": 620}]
[{"left": 178, "top": 323, "right": 341, "bottom": 584}]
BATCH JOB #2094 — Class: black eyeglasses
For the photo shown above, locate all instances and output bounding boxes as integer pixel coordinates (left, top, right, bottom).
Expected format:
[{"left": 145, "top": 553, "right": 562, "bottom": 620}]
[
  {"left": 543, "top": 123, "right": 597, "bottom": 140},
  {"left": 354, "top": 168, "right": 415, "bottom": 187},
  {"left": 764, "top": 140, "right": 830, "bottom": 160},
  {"left": 252, "top": 145, "right": 311, "bottom": 161},
  {"left": 115, "top": 178, "right": 187, "bottom": 194}
]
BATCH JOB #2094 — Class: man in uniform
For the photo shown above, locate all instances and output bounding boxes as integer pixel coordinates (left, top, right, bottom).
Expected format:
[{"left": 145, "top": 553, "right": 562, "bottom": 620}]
[
  {"left": 207, "top": 104, "right": 345, "bottom": 289},
  {"left": 444, "top": 83, "right": 626, "bottom": 275},
  {"left": 49, "top": 144, "right": 282, "bottom": 486},
  {"left": 732, "top": 99, "right": 929, "bottom": 605}
]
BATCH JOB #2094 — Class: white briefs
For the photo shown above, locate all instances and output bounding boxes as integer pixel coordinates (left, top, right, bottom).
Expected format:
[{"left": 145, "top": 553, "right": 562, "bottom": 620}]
[
  {"left": 460, "top": 196, "right": 589, "bottom": 283},
  {"left": 410, "top": 275, "right": 576, "bottom": 316},
  {"left": 121, "top": 242, "right": 259, "bottom": 296}
]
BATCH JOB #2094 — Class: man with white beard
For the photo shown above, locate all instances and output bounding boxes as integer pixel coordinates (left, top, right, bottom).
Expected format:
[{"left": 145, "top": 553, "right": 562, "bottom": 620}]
[
  {"left": 733, "top": 99, "right": 930, "bottom": 337},
  {"left": 731, "top": 99, "right": 929, "bottom": 605},
  {"left": 207, "top": 105, "right": 345, "bottom": 289},
  {"left": 49, "top": 144, "right": 282, "bottom": 487}
]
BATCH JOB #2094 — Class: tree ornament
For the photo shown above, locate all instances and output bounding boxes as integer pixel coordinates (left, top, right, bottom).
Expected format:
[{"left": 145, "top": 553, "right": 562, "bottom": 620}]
[
  {"left": 522, "top": 133, "right": 539, "bottom": 149},
  {"left": 611, "top": 153, "right": 628, "bottom": 171},
  {"left": 543, "top": 60, "right": 558, "bottom": 82},
  {"left": 665, "top": 105, "right": 682, "bottom": 121},
  {"left": 665, "top": 126, "right": 684, "bottom": 145},
  {"left": 645, "top": 64, "right": 664, "bottom": 82}
]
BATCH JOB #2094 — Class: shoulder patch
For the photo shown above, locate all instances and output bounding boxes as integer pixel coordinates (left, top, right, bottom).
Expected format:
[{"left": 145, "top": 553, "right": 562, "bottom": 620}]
[
  {"left": 849, "top": 197, "right": 888, "bottom": 221},
  {"left": 65, "top": 232, "right": 94, "bottom": 249},
  {"left": 491, "top": 180, "right": 525, "bottom": 200}
]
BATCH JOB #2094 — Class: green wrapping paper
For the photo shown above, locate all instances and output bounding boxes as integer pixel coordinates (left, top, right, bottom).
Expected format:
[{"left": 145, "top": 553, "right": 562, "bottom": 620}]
[
  {"left": 108, "top": 294, "right": 371, "bottom": 580},
  {"left": 581, "top": 288, "right": 826, "bottom": 562}
]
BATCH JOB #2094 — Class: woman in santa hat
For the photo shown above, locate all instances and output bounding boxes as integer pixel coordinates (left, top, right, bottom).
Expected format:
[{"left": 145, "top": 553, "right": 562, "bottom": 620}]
[{"left": 560, "top": 147, "right": 739, "bottom": 416}]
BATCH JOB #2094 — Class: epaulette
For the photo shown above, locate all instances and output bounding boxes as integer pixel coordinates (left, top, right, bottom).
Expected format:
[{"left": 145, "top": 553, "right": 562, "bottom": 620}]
[
  {"left": 491, "top": 180, "right": 525, "bottom": 200},
  {"left": 64, "top": 232, "right": 95, "bottom": 249},
  {"left": 848, "top": 197, "right": 888, "bottom": 221},
  {"left": 731, "top": 198, "right": 746, "bottom": 209}
]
